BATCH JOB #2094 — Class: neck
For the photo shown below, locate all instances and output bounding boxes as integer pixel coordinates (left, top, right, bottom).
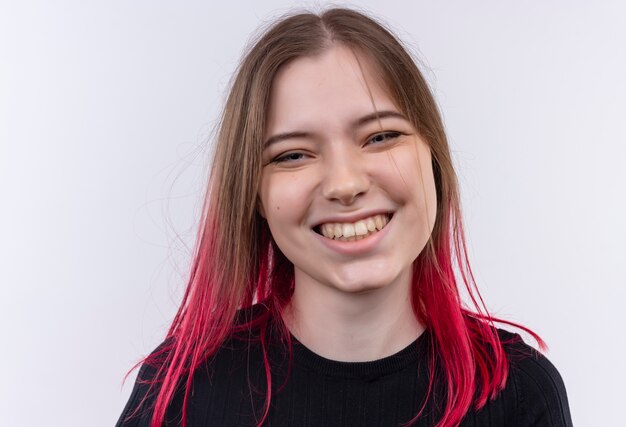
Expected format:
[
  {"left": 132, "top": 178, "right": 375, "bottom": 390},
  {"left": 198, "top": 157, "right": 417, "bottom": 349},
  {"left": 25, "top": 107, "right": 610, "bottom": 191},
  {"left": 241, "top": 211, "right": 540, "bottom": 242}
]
[{"left": 282, "top": 269, "right": 424, "bottom": 362}]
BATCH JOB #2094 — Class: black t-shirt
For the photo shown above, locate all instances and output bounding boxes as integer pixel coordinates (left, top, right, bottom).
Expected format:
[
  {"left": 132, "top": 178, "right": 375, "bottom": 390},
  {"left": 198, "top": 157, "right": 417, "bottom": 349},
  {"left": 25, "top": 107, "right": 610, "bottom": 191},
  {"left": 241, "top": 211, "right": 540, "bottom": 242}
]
[{"left": 116, "top": 310, "right": 572, "bottom": 427}]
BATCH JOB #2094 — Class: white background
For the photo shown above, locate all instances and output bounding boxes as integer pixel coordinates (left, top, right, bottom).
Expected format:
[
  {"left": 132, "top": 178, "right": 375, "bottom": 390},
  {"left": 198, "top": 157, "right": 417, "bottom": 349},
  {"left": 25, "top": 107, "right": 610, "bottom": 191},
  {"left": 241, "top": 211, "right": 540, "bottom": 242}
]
[{"left": 1, "top": 1, "right": 624, "bottom": 426}]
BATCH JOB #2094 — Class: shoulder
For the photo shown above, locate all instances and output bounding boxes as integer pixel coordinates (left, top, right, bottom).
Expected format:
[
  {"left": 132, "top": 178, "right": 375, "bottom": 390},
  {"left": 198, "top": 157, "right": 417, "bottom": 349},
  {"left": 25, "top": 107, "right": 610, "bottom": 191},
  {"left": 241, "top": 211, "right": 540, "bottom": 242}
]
[
  {"left": 115, "top": 340, "right": 173, "bottom": 427},
  {"left": 497, "top": 329, "right": 573, "bottom": 427},
  {"left": 116, "top": 304, "right": 272, "bottom": 426}
]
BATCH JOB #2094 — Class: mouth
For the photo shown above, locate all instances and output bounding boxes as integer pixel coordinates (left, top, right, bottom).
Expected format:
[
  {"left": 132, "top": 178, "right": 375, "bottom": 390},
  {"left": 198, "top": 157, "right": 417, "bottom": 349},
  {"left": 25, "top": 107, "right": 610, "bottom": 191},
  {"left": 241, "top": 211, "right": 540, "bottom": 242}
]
[{"left": 313, "top": 213, "right": 393, "bottom": 242}]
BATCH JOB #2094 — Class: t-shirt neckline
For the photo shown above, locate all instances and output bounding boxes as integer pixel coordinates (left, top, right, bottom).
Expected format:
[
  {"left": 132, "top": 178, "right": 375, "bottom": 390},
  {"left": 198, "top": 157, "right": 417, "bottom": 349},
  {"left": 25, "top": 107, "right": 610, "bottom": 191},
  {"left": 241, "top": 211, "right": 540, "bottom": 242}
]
[{"left": 290, "top": 329, "right": 430, "bottom": 380}]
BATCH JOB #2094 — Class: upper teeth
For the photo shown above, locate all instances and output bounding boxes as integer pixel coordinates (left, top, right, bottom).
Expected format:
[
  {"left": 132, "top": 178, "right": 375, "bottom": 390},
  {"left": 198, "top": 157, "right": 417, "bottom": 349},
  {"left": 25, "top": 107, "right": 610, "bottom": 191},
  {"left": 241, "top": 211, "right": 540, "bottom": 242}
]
[{"left": 319, "top": 214, "right": 390, "bottom": 240}]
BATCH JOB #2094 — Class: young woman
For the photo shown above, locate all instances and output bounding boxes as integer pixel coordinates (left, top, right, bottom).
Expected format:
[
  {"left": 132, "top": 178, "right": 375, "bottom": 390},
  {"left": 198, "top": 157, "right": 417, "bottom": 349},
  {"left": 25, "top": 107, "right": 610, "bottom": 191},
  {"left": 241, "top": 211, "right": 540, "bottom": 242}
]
[{"left": 117, "top": 8, "right": 572, "bottom": 427}]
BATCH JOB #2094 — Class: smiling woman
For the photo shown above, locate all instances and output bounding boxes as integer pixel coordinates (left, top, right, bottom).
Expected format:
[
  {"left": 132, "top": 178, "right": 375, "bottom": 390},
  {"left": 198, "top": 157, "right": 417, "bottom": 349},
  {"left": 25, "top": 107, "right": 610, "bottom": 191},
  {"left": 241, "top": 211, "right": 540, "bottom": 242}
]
[
  {"left": 117, "top": 7, "right": 572, "bottom": 427},
  {"left": 259, "top": 46, "right": 437, "bottom": 311}
]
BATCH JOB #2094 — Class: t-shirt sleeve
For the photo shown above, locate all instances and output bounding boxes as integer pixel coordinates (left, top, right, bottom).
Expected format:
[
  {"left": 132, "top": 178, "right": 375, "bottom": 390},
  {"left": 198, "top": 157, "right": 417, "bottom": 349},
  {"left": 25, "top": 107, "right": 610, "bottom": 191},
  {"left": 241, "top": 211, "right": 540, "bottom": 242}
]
[{"left": 507, "top": 338, "right": 573, "bottom": 427}]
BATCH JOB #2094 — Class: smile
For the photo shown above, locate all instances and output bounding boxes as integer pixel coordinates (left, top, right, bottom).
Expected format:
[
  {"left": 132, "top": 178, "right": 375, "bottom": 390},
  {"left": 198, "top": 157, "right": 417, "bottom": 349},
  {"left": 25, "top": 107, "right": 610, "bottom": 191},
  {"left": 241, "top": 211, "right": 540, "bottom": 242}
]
[{"left": 316, "top": 214, "right": 391, "bottom": 241}]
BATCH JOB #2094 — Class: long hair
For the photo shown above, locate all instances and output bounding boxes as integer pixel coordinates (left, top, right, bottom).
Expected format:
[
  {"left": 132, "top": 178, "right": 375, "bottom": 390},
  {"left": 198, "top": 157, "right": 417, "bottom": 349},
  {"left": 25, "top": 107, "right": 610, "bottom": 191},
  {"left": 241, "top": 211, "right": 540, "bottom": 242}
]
[{"left": 127, "top": 7, "right": 544, "bottom": 427}]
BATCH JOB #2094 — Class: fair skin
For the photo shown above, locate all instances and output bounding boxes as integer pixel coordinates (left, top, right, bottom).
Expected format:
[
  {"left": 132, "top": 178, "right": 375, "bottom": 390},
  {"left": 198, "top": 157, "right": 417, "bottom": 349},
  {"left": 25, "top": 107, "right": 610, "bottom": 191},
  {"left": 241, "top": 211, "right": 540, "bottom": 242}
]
[{"left": 258, "top": 45, "right": 437, "bottom": 362}]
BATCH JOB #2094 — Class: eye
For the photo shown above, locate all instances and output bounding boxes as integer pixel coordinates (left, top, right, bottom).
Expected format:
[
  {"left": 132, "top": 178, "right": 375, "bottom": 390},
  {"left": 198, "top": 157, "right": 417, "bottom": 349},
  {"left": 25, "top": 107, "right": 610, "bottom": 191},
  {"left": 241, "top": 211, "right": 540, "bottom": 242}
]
[
  {"left": 272, "top": 152, "right": 309, "bottom": 164},
  {"left": 367, "top": 131, "right": 402, "bottom": 146}
]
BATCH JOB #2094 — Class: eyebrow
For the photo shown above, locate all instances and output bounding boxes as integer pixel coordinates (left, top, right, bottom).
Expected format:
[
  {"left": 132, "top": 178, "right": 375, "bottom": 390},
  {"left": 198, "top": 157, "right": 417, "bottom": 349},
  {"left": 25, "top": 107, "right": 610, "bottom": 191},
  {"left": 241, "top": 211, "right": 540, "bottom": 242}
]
[{"left": 263, "top": 110, "right": 408, "bottom": 148}]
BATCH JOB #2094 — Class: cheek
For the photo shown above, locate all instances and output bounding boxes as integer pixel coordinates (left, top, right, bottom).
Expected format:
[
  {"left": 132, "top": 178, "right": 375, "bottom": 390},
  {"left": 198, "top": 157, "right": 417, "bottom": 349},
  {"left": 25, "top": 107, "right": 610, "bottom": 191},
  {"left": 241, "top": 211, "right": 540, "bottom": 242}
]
[
  {"left": 377, "top": 146, "right": 424, "bottom": 198},
  {"left": 259, "top": 175, "right": 281, "bottom": 224},
  {"left": 384, "top": 143, "right": 437, "bottom": 226},
  {"left": 259, "top": 172, "right": 312, "bottom": 226},
  {"left": 413, "top": 146, "right": 438, "bottom": 231}
]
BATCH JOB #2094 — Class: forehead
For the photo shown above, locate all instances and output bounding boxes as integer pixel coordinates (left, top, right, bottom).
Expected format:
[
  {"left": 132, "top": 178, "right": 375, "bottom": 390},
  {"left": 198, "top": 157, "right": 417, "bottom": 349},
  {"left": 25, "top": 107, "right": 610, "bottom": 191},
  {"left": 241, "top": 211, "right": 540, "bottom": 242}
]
[{"left": 265, "top": 45, "right": 398, "bottom": 134}]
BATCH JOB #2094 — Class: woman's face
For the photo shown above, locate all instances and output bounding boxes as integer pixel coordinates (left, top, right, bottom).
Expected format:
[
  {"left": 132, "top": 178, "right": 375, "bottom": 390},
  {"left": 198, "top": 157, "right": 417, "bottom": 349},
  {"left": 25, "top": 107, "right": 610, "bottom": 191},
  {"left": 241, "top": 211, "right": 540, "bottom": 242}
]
[{"left": 259, "top": 45, "right": 437, "bottom": 296}]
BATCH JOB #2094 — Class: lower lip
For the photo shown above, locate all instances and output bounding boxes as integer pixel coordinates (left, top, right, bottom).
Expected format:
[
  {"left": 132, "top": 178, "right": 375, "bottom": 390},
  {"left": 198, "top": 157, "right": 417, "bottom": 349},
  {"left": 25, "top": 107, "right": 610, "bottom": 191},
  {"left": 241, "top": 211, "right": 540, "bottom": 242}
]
[{"left": 312, "top": 216, "right": 393, "bottom": 256}]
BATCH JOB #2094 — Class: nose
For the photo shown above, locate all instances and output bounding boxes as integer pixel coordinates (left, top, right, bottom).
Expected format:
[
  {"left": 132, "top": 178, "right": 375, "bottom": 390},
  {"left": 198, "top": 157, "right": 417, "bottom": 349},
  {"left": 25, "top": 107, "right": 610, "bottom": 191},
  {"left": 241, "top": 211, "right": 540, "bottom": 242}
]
[{"left": 321, "top": 148, "right": 370, "bottom": 205}]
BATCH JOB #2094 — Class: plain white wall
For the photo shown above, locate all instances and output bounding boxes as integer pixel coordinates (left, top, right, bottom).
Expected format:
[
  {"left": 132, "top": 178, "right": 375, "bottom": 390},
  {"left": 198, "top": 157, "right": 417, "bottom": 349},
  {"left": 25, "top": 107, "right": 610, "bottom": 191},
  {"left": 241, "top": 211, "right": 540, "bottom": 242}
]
[{"left": 1, "top": 1, "right": 624, "bottom": 426}]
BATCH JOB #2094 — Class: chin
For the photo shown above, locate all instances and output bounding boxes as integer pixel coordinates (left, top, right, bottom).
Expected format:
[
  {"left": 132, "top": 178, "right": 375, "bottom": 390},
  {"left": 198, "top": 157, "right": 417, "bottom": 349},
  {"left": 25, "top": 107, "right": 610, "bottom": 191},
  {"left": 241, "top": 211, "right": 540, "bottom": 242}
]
[{"left": 328, "top": 269, "right": 404, "bottom": 295}]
